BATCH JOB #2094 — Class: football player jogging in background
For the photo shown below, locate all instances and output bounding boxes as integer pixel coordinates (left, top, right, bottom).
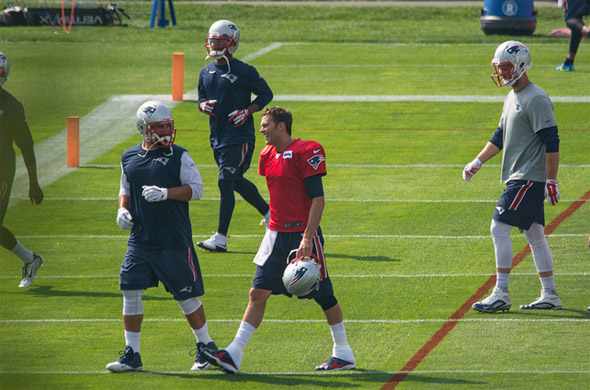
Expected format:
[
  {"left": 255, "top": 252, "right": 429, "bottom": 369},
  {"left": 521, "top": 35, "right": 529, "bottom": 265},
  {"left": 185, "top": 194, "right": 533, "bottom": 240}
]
[
  {"left": 555, "top": 0, "right": 590, "bottom": 71},
  {"left": 463, "top": 41, "right": 562, "bottom": 313},
  {"left": 0, "top": 51, "right": 44, "bottom": 288},
  {"left": 196, "top": 19, "right": 273, "bottom": 252},
  {"left": 106, "top": 101, "right": 217, "bottom": 372},
  {"left": 202, "top": 106, "right": 355, "bottom": 373}
]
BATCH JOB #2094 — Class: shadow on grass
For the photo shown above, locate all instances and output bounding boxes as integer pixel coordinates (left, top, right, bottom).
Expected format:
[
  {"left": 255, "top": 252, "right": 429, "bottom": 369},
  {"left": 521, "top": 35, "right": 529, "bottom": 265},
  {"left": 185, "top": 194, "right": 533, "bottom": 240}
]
[
  {"left": 327, "top": 252, "right": 400, "bottom": 263},
  {"left": 141, "top": 369, "right": 393, "bottom": 388},
  {"left": 140, "top": 369, "right": 486, "bottom": 387},
  {"left": 18, "top": 285, "right": 169, "bottom": 301}
]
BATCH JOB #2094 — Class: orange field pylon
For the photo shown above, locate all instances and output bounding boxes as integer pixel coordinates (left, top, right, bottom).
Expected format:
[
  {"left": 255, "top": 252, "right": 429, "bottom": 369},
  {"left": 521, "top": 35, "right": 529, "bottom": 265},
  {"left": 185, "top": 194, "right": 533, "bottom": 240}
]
[
  {"left": 172, "top": 52, "right": 184, "bottom": 101},
  {"left": 67, "top": 116, "right": 80, "bottom": 167}
]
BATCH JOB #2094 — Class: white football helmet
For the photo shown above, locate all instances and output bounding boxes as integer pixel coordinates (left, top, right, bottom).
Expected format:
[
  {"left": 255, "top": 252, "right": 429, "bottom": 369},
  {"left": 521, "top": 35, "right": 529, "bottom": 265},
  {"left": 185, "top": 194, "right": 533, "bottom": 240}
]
[
  {"left": 0, "top": 52, "right": 10, "bottom": 87},
  {"left": 491, "top": 40, "right": 531, "bottom": 87},
  {"left": 136, "top": 101, "right": 176, "bottom": 148},
  {"left": 282, "top": 250, "right": 321, "bottom": 297},
  {"left": 205, "top": 19, "right": 240, "bottom": 59}
]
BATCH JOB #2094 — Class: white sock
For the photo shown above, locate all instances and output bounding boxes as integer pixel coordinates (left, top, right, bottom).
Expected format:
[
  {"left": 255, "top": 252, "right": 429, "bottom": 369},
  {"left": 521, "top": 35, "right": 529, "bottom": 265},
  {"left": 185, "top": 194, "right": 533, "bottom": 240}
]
[
  {"left": 11, "top": 241, "right": 34, "bottom": 264},
  {"left": 124, "top": 330, "right": 141, "bottom": 353},
  {"left": 193, "top": 322, "right": 212, "bottom": 344},
  {"left": 233, "top": 321, "right": 256, "bottom": 350},
  {"left": 329, "top": 322, "right": 348, "bottom": 346},
  {"left": 540, "top": 276, "right": 557, "bottom": 294},
  {"left": 495, "top": 273, "right": 510, "bottom": 292}
]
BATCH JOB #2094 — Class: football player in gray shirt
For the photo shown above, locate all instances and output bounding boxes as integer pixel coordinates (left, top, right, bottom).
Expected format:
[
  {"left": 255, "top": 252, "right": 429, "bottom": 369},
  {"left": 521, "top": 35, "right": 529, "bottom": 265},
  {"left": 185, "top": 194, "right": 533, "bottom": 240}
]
[{"left": 462, "top": 41, "right": 562, "bottom": 313}]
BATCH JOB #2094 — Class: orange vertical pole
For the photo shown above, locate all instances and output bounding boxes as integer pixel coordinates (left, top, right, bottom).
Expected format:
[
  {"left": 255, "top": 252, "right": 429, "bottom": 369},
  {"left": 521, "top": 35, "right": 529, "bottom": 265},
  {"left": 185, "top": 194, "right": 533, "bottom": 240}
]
[
  {"left": 172, "top": 52, "right": 184, "bottom": 101},
  {"left": 67, "top": 116, "right": 79, "bottom": 167}
]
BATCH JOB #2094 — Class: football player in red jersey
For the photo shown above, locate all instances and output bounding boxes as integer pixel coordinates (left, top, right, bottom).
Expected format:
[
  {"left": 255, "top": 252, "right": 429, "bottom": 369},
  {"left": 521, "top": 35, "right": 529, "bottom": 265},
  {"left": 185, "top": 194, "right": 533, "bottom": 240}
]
[{"left": 202, "top": 107, "right": 355, "bottom": 373}]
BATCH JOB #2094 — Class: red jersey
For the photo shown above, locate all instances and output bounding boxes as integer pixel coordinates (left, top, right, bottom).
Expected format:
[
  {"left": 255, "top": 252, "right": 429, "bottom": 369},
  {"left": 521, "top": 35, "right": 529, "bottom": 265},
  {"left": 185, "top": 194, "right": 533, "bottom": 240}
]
[{"left": 258, "top": 138, "right": 327, "bottom": 232}]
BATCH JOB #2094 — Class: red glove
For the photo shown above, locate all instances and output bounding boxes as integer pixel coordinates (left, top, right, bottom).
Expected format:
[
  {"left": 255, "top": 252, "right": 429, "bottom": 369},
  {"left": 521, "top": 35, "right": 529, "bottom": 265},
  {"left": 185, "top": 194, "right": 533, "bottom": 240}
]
[
  {"left": 199, "top": 100, "right": 217, "bottom": 116},
  {"left": 545, "top": 179, "right": 560, "bottom": 206},
  {"left": 228, "top": 108, "right": 250, "bottom": 127}
]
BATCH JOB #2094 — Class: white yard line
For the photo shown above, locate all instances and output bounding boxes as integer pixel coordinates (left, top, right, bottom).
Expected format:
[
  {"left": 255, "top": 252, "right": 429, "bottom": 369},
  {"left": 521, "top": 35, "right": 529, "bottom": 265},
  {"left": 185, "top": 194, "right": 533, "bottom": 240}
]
[
  {"left": 2, "top": 318, "right": 589, "bottom": 324},
  {"left": 1, "top": 271, "right": 589, "bottom": 280}
]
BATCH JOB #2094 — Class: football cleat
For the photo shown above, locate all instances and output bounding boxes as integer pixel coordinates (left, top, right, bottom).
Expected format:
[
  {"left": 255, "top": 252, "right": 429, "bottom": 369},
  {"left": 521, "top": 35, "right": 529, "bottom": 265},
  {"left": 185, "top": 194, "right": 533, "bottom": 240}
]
[
  {"left": 472, "top": 287, "right": 511, "bottom": 313},
  {"left": 18, "top": 254, "right": 43, "bottom": 288},
  {"left": 201, "top": 349, "right": 239, "bottom": 374},
  {"left": 519, "top": 291, "right": 562, "bottom": 310},
  {"left": 190, "top": 341, "right": 218, "bottom": 371},
  {"left": 106, "top": 346, "right": 143, "bottom": 372},
  {"left": 315, "top": 356, "right": 356, "bottom": 371},
  {"left": 197, "top": 232, "right": 227, "bottom": 252},
  {"left": 556, "top": 63, "right": 574, "bottom": 72}
]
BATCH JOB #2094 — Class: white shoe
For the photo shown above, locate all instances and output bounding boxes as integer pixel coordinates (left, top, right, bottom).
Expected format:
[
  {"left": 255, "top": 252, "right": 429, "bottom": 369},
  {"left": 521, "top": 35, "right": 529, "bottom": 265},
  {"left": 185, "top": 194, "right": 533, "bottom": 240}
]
[
  {"left": 520, "top": 290, "right": 562, "bottom": 310},
  {"left": 19, "top": 254, "right": 43, "bottom": 288},
  {"left": 197, "top": 232, "right": 227, "bottom": 252},
  {"left": 472, "top": 287, "right": 511, "bottom": 313}
]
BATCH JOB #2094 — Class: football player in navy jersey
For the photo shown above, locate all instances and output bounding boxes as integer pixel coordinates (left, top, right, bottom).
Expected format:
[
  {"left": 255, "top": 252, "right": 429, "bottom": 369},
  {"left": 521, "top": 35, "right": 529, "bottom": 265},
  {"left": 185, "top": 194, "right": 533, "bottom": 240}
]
[
  {"left": 555, "top": 0, "right": 590, "bottom": 71},
  {"left": 106, "top": 101, "right": 217, "bottom": 372},
  {"left": 202, "top": 107, "right": 355, "bottom": 373},
  {"left": 0, "top": 51, "right": 44, "bottom": 288},
  {"left": 196, "top": 19, "right": 273, "bottom": 253}
]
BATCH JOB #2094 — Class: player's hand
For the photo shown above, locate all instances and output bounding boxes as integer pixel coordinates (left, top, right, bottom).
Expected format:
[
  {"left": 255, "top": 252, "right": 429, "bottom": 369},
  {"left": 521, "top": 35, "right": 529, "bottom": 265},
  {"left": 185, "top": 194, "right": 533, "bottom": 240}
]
[
  {"left": 545, "top": 179, "right": 560, "bottom": 206},
  {"left": 117, "top": 207, "right": 134, "bottom": 230},
  {"left": 29, "top": 181, "right": 44, "bottom": 204},
  {"left": 199, "top": 100, "right": 217, "bottom": 116},
  {"left": 142, "top": 185, "right": 168, "bottom": 202},
  {"left": 228, "top": 108, "right": 250, "bottom": 127},
  {"left": 462, "top": 158, "right": 482, "bottom": 182}
]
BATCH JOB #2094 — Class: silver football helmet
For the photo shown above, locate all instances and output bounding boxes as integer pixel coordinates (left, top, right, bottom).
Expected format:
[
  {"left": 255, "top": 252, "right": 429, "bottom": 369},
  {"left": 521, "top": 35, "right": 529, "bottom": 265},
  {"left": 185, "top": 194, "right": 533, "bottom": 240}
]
[
  {"left": 490, "top": 40, "right": 531, "bottom": 87},
  {"left": 205, "top": 19, "right": 240, "bottom": 59},
  {"left": 0, "top": 52, "right": 10, "bottom": 87},
  {"left": 282, "top": 250, "right": 321, "bottom": 297},
  {"left": 136, "top": 100, "right": 176, "bottom": 148}
]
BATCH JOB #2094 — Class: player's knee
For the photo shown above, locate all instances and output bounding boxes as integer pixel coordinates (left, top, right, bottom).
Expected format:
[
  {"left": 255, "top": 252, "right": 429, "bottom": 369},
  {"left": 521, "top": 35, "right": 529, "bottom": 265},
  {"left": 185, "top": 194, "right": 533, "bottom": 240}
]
[
  {"left": 249, "top": 288, "right": 271, "bottom": 304},
  {"left": 490, "top": 219, "right": 511, "bottom": 239},
  {"left": 122, "top": 289, "right": 144, "bottom": 316},
  {"left": 315, "top": 295, "right": 338, "bottom": 311},
  {"left": 177, "top": 297, "right": 202, "bottom": 315}
]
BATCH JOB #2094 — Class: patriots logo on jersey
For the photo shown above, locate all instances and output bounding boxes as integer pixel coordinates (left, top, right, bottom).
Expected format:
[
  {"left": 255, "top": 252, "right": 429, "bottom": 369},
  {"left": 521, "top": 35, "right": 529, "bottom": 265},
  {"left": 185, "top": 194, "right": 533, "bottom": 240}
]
[
  {"left": 153, "top": 157, "right": 169, "bottom": 166},
  {"left": 307, "top": 154, "right": 325, "bottom": 170},
  {"left": 222, "top": 73, "right": 238, "bottom": 83}
]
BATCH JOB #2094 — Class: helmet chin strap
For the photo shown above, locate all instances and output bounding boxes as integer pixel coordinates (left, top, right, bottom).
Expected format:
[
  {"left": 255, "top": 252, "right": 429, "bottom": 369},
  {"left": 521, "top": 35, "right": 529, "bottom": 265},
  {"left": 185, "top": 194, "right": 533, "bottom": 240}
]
[{"left": 205, "top": 53, "right": 231, "bottom": 76}]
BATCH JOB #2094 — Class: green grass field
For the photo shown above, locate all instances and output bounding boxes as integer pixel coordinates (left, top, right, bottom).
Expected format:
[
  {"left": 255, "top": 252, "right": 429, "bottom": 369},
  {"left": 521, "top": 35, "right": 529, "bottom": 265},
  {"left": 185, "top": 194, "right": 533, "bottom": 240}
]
[{"left": 1, "top": 3, "right": 590, "bottom": 389}]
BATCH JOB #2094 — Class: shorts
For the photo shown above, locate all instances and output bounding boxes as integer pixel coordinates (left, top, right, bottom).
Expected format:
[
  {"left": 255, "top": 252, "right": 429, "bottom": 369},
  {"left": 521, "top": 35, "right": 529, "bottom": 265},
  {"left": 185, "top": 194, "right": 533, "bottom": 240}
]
[
  {"left": 492, "top": 180, "right": 545, "bottom": 232},
  {"left": 252, "top": 228, "right": 334, "bottom": 299},
  {"left": 564, "top": 0, "right": 590, "bottom": 20},
  {"left": 119, "top": 245, "right": 204, "bottom": 300},
  {"left": 213, "top": 143, "right": 254, "bottom": 181}
]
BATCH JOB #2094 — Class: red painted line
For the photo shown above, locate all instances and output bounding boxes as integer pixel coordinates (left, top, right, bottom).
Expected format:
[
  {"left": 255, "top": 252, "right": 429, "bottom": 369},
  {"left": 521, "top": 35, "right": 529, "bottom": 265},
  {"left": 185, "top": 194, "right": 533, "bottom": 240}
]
[{"left": 381, "top": 189, "right": 590, "bottom": 390}]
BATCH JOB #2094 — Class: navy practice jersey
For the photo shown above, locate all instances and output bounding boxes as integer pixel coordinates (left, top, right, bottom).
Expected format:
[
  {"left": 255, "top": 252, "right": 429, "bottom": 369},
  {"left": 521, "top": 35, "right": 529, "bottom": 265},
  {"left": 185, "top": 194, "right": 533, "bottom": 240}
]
[
  {"left": 198, "top": 58, "right": 273, "bottom": 149},
  {"left": 0, "top": 88, "right": 35, "bottom": 181},
  {"left": 121, "top": 143, "right": 194, "bottom": 250}
]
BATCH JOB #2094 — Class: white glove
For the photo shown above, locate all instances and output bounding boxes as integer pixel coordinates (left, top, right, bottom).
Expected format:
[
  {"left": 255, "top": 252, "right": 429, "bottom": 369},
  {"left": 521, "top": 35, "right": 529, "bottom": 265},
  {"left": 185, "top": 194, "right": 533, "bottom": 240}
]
[
  {"left": 462, "top": 158, "right": 482, "bottom": 182},
  {"left": 199, "top": 100, "right": 217, "bottom": 116},
  {"left": 228, "top": 108, "right": 251, "bottom": 127},
  {"left": 117, "top": 207, "right": 134, "bottom": 230},
  {"left": 545, "top": 179, "right": 560, "bottom": 206},
  {"left": 142, "top": 185, "right": 168, "bottom": 202}
]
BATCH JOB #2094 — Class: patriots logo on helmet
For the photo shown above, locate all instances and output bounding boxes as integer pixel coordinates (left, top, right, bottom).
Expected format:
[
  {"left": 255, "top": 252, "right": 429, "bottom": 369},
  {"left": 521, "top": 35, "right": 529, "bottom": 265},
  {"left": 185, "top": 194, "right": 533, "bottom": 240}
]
[
  {"left": 143, "top": 105, "right": 157, "bottom": 117},
  {"left": 506, "top": 45, "right": 521, "bottom": 55},
  {"left": 289, "top": 268, "right": 308, "bottom": 289},
  {"left": 307, "top": 154, "right": 325, "bottom": 170}
]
